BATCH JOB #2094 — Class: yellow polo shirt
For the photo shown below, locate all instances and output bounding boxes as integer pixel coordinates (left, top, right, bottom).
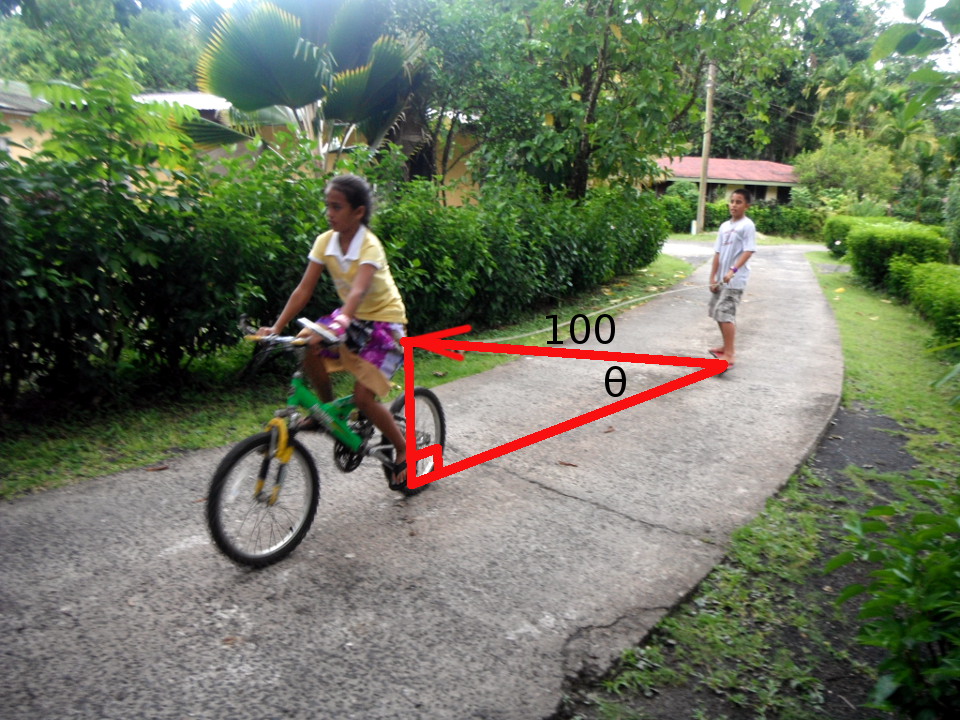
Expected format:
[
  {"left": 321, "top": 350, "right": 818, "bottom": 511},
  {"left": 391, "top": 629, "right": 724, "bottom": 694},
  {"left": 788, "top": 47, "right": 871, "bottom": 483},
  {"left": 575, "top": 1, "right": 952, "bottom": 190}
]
[{"left": 309, "top": 227, "right": 407, "bottom": 324}]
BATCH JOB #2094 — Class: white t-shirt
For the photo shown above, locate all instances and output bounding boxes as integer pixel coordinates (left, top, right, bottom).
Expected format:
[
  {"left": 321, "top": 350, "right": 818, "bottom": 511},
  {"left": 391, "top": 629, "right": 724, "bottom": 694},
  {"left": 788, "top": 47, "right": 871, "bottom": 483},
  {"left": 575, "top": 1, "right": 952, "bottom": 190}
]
[{"left": 714, "top": 216, "right": 757, "bottom": 290}]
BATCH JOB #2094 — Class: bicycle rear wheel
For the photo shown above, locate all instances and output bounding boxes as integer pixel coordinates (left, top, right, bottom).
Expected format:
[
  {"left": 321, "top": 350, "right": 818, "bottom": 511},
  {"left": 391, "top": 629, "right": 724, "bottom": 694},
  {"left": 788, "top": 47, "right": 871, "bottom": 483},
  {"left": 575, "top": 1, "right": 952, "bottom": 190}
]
[
  {"left": 384, "top": 387, "right": 446, "bottom": 496},
  {"left": 206, "top": 432, "right": 320, "bottom": 567}
]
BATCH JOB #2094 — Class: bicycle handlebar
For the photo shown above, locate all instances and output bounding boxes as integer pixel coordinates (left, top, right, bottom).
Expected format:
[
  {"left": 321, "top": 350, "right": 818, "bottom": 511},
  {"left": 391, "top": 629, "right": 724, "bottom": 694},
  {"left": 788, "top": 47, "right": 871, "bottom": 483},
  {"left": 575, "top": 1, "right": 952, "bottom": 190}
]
[
  {"left": 243, "top": 334, "right": 309, "bottom": 347},
  {"left": 242, "top": 317, "right": 343, "bottom": 349}
]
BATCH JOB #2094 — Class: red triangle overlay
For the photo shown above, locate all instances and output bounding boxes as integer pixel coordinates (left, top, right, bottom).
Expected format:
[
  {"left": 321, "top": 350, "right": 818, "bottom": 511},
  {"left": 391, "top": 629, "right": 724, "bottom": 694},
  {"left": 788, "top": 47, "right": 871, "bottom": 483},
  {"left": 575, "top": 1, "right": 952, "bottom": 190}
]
[{"left": 399, "top": 325, "right": 727, "bottom": 489}]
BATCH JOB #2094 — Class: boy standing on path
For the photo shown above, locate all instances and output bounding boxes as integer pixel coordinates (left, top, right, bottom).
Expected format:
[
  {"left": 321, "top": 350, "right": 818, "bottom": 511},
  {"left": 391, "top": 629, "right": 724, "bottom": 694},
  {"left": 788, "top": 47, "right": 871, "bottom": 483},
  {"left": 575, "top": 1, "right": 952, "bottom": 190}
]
[{"left": 708, "top": 188, "right": 756, "bottom": 370}]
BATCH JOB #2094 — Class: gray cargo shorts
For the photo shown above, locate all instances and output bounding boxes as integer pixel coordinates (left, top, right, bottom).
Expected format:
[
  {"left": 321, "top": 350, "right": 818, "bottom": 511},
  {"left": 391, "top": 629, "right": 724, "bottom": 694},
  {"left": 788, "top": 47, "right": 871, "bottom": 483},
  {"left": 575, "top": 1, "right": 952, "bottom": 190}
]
[{"left": 708, "top": 286, "right": 743, "bottom": 323}]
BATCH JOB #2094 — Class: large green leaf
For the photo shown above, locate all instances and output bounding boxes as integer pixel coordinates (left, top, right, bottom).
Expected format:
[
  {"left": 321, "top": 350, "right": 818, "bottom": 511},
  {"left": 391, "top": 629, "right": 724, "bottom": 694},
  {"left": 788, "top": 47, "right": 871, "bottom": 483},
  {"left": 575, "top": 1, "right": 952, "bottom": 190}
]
[
  {"left": 327, "top": 0, "right": 390, "bottom": 70},
  {"left": 361, "top": 37, "right": 409, "bottom": 99},
  {"left": 931, "top": 0, "right": 960, "bottom": 35},
  {"left": 870, "top": 23, "right": 918, "bottom": 62},
  {"left": 222, "top": 104, "right": 298, "bottom": 134},
  {"left": 323, "top": 37, "right": 407, "bottom": 124},
  {"left": 271, "top": 0, "right": 344, "bottom": 46},
  {"left": 197, "top": 3, "right": 324, "bottom": 112},
  {"left": 904, "top": 0, "right": 926, "bottom": 20},
  {"left": 180, "top": 117, "right": 254, "bottom": 148}
]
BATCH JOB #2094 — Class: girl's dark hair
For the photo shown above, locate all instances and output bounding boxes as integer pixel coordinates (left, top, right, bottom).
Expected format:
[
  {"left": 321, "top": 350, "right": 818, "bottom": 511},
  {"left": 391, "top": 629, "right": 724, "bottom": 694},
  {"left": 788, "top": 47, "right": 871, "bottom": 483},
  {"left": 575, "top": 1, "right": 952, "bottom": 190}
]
[{"left": 326, "top": 174, "right": 374, "bottom": 225}]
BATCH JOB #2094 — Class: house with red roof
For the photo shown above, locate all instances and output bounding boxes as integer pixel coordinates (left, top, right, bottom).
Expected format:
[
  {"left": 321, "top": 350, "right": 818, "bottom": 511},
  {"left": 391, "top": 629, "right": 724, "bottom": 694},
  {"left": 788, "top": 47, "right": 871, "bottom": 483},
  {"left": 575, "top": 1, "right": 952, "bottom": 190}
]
[{"left": 655, "top": 157, "right": 799, "bottom": 204}]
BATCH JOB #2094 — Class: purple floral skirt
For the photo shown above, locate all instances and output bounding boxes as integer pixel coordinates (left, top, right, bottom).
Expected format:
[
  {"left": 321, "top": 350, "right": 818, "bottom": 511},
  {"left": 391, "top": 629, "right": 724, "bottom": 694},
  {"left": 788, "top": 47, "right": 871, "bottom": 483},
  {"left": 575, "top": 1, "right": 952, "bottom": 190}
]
[{"left": 315, "top": 313, "right": 405, "bottom": 381}]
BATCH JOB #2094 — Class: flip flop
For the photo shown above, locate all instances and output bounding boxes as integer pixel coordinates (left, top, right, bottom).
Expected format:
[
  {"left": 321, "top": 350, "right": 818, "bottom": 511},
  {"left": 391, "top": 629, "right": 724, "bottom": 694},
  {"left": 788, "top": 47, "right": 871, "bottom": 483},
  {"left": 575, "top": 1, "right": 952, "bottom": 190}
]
[
  {"left": 388, "top": 460, "right": 407, "bottom": 492},
  {"left": 708, "top": 350, "right": 733, "bottom": 373}
]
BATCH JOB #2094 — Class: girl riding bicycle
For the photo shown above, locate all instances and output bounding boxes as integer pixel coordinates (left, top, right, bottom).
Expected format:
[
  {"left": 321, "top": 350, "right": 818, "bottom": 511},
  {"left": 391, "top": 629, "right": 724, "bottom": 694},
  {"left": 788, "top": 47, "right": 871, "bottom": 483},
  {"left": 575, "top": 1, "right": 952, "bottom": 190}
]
[{"left": 258, "top": 174, "right": 409, "bottom": 489}]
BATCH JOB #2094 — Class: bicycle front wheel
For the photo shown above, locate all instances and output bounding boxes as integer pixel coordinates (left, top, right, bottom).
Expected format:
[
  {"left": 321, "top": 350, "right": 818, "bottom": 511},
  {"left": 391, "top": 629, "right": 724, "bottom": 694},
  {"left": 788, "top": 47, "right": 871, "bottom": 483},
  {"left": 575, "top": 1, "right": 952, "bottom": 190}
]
[
  {"left": 206, "top": 432, "right": 320, "bottom": 567},
  {"left": 384, "top": 387, "right": 446, "bottom": 496}
]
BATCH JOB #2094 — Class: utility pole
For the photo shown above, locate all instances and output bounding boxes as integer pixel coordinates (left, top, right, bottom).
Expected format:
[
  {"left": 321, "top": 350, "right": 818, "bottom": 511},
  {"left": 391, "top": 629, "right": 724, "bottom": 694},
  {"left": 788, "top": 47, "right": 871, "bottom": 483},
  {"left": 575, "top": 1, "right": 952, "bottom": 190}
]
[{"left": 696, "top": 60, "right": 716, "bottom": 235}]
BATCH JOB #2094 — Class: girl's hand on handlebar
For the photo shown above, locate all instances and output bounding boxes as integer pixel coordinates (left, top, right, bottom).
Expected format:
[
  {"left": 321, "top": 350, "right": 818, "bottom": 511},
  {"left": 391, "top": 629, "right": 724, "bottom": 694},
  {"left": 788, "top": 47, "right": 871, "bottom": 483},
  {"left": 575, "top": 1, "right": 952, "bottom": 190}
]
[{"left": 326, "top": 309, "right": 351, "bottom": 338}]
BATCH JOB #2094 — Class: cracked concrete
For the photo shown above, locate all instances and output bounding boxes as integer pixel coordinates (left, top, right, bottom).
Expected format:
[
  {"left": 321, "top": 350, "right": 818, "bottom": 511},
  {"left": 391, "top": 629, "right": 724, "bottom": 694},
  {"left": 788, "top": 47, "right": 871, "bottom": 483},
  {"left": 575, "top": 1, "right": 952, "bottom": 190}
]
[{"left": 0, "top": 242, "right": 842, "bottom": 719}]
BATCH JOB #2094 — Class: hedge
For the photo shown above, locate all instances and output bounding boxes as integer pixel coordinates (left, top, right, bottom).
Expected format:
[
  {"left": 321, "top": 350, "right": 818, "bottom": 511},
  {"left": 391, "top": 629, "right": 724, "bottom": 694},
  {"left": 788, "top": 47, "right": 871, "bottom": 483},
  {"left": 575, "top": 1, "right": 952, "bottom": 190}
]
[
  {"left": 894, "top": 262, "right": 960, "bottom": 342},
  {"left": 821, "top": 215, "right": 900, "bottom": 259},
  {"left": 379, "top": 179, "right": 668, "bottom": 332},
  {"left": 0, "top": 152, "right": 668, "bottom": 404},
  {"left": 846, "top": 224, "right": 949, "bottom": 289},
  {"left": 658, "top": 195, "right": 822, "bottom": 237}
]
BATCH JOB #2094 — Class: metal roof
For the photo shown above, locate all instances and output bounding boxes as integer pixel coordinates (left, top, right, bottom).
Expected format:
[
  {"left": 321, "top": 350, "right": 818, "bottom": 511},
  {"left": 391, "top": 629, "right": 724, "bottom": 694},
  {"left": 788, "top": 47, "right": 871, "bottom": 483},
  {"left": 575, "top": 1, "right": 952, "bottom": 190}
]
[
  {"left": 657, "top": 156, "right": 798, "bottom": 186},
  {"left": 0, "top": 80, "right": 49, "bottom": 115},
  {"left": 134, "top": 92, "right": 232, "bottom": 112}
]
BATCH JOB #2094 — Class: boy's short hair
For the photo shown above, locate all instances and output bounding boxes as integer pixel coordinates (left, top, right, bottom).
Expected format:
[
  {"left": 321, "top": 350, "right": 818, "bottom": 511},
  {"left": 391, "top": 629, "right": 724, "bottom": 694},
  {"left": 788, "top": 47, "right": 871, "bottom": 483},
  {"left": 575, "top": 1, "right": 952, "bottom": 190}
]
[{"left": 731, "top": 188, "right": 752, "bottom": 204}]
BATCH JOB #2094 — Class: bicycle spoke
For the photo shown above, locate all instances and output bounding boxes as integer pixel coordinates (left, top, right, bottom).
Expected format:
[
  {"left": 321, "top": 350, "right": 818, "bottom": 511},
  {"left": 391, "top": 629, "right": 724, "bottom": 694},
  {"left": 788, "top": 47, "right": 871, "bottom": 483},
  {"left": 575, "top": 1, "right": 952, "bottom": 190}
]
[{"left": 207, "top": 433, "right": 319, "bottom": 567}]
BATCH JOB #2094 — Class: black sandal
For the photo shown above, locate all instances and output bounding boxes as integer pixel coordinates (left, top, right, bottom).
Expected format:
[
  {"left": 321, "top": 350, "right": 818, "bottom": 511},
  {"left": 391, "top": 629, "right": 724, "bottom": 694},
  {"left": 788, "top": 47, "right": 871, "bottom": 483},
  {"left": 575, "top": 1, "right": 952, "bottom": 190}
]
[{"left": 388, "top": 460, "right": 407, "bottom": 492}]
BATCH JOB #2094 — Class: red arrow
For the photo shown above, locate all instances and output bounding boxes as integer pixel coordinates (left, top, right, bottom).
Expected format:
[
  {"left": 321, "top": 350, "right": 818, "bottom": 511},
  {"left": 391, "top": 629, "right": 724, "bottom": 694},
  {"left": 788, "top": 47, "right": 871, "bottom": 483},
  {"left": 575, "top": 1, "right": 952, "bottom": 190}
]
[{"left": 399, "top": 325, "right": 727, "bottom": 489}]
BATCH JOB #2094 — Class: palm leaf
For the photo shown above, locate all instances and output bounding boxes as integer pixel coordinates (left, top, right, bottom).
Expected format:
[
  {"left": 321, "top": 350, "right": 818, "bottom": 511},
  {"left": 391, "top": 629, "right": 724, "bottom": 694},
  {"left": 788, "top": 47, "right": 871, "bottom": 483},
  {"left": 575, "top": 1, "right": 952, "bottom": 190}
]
[
  {"left": 323, "top": 67, "right": 370, "bottom": 124},
  {"left": 323, "top": 37, "right": 406, "bottom": 122},
  {"left": 363, "top": 37, "right": 409, "bottom": 98},
  {"left": 180, "top": 117, "right": 255, "bottom": 148},
  {"left": 190, "top": 0, "right": 228, "bottom": 44},
  {"left": 327, "top": 0, "right": 390, "bottom": 70},
  {"left": 221, "top": 104, "right": 298, "bottom": 135},
  {"left": 197, "top": 3, "right": 323, "bottom": 112},
  {"left": 271, "top": 0, "right": 344, "bottom": 46}
]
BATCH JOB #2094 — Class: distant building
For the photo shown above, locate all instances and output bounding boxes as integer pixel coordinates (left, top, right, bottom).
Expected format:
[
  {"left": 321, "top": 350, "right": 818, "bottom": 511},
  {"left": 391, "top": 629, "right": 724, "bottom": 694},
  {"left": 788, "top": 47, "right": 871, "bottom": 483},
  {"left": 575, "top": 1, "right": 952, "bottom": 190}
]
[
  {"left": 655, "top": 157, "right": 799, "bottom": 203},
  {"left": 1, "top": 80, "right": 49, "bottom": 160}
]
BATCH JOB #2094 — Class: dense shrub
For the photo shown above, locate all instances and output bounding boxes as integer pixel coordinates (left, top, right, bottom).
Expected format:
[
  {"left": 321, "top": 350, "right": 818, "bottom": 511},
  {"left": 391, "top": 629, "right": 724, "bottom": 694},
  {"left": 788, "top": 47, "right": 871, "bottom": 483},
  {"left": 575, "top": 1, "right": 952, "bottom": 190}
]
[
  {"left": 0, "top": 60, "right": 330, "bottom": 403},
  {"left": 374, "top": 180, "right": 486, "bottom": 333},
  {"left": 846, "top": 224, "right": 950, "bottom": 288},
  {"left": 946, "top": 176, "right": 960, "bottom": 263},
  {"left": 0, "top": 60, "right": 670, "bottom": 407},
  {"left": 907, "top": 263, "right": 960, "bottom": 342},
  {"left": 821, "top": 215, "right": 899, "bottom": 258},
  {"left": 659, "top": 181, "right": 698, "bottom": 233},
  {"left": 660, "top": 194, "right": 694, "bottom": 233},
  {"left": 748, "top": 201, "right": 823, "bottom": 237},
  {"left": 885, "top": 255, "right": 917, "bottom": 301},
  {"left": 830, "top": 476, "right": 960, "bottom": 719},
  {"left": 598, "top": 188, "right": 667, "bottom": 274},
  {"left": 656, "top": 191, "right": 820, "bottom": 238},
  {"left": 705, "top": 200, "right": 729, "bottom": 230},
  {"left": 664, "top": 180, "right": 700, "bottom": 205},
  {"left": 465, "top": 182, "right": 667, "bottom": 326}
]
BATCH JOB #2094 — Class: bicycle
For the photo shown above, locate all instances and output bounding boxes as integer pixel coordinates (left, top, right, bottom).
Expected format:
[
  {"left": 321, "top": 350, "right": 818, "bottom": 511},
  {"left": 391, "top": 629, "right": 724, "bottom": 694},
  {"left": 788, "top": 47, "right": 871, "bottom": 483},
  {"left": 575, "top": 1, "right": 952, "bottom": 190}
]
[{"left": 206, "top": 318, "right": 446, "bottom": 568}]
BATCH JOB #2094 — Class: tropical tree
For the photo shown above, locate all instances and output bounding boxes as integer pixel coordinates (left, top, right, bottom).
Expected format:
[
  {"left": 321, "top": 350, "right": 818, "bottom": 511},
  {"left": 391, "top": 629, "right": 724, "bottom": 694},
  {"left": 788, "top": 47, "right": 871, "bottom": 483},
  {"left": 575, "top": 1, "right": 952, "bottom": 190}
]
[
  {"left": 191, "top": 0, "right": 424, "bottom": 160},
  {"left": 0, "top": 0, "right": 126, "bottom": 84},
  {"left": 792, "top": 131, "right": 900, "bottom": 202},
  {"left": 394, "top": 0, "right": 810, "bottom": 199},
  {"left": 0, "top": 0, "right": 199, "bottom": 89},
  {"left": 872, "top": 0, "right": 960, "bottom": 107}
]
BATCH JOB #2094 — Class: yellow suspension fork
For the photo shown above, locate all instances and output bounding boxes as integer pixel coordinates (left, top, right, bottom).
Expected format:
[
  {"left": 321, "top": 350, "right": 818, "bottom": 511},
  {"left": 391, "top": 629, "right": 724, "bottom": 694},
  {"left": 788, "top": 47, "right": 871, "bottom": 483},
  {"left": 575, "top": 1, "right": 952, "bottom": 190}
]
[{"left": 257, "top": 418, "right": 293, "bottom": 505}]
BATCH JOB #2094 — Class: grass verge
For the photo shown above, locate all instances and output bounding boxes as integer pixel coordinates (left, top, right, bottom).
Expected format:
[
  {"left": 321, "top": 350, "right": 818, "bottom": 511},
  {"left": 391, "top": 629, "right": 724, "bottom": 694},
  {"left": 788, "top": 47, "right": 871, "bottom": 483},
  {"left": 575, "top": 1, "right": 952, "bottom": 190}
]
[
  {"left": 0, "top": 252, "right": 693, "bottom": 499},
  {"left": 558, "top": 251, "right": 959, "bottom": 720}
]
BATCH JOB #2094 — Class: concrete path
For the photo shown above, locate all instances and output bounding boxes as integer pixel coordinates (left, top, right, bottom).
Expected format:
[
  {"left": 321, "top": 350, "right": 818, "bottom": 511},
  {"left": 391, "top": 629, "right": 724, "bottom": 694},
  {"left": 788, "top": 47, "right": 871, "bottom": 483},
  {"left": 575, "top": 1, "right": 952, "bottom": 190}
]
[{"left": 0, "top": 242, "right": 843, "bottom": 719}]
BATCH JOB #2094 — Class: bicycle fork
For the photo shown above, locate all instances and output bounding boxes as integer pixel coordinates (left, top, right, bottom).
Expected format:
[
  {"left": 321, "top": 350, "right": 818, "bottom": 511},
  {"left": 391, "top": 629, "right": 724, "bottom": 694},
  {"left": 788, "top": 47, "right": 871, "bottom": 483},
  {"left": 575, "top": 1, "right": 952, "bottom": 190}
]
[{"left": 256, "top": 418, "right": 293, "bottom": 506}]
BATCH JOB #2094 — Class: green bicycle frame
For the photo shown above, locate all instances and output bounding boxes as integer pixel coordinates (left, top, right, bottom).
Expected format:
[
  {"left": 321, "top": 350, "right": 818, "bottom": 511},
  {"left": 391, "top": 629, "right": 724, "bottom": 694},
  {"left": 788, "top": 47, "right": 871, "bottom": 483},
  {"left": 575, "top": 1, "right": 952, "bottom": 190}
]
[{"left": 287, "top": 375, "right": 362, "bottom": 451}]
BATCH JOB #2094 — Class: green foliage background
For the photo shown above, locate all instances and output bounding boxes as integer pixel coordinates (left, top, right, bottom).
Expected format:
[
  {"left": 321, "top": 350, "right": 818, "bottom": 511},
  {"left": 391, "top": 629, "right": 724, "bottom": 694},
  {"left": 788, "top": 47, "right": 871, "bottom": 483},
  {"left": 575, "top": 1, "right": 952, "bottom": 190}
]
[{"left": 0, "top": 62, "right": 667, "bottom": 408}]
